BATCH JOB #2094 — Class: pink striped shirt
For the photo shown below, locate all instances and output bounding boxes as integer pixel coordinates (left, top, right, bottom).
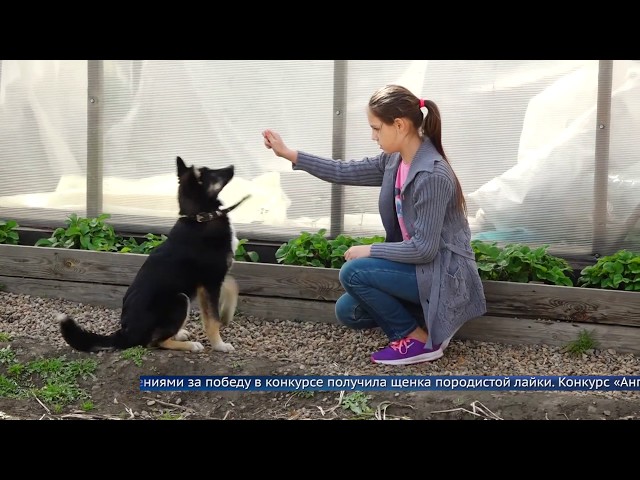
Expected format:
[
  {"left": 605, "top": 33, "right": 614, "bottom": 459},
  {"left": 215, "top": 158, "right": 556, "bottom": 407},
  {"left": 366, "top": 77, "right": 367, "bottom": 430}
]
[{"left": 395, "top": 160, "right": 411, "bottom": 240}]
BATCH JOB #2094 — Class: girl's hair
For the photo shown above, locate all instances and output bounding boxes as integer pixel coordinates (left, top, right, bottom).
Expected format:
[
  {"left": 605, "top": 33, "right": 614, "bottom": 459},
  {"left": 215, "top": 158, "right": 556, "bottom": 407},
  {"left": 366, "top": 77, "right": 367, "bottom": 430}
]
[{"left": 368, "top": 84, "right": 467, "bottom": 216}]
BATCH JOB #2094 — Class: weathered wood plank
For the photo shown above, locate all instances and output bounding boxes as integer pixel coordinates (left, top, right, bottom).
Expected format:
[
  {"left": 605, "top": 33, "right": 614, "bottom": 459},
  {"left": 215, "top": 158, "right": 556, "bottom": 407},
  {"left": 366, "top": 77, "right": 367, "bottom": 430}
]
[
  {"left": 2, "top": 275, "right": 639, "bottom": 354},
  {"left": 482, "top": 280, "right": 640, "bottom": 327},
  {"left": 238, "top": 298, "right": 640, "bottom": 355},
  {"left": 0, "top": 274, "right": 339, "bottom": 323},
  {"left": 230, "top": 262, "right": 343, "bottom": 301},
  {"left": 237, "top": 294, "right": 338, "bottom": 324},
  {"left": 0, "top": 275, "right": 127, "bottom": 309},
  {"left": 456, "top": 315, "right": 640, "bottom": 355},
  {"left": 235, "top": 270, "right": 640, "bottom": 327},
  {"left": 0, "top": 244, "right": 145, "bottom": 285},
  {"left": 2, "top": 244, "right": 638, "bottom": 328},
  {"left": 0, "top": 245, "right": 343, "bottom": 300}
]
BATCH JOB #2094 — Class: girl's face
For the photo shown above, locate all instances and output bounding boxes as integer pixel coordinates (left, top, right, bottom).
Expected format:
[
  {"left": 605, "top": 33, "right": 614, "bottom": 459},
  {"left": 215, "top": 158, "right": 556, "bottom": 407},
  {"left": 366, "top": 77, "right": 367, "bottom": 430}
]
[{"left": 368, "top": 110, "right": 398, "bottom": 154}]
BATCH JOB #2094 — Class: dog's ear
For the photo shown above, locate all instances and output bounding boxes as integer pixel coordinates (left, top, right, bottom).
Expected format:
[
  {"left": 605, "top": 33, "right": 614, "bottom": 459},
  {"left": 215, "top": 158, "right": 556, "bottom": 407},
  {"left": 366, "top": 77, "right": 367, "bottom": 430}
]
[{"left": 176, "top": 156, "right": 189, "bottom": 177}]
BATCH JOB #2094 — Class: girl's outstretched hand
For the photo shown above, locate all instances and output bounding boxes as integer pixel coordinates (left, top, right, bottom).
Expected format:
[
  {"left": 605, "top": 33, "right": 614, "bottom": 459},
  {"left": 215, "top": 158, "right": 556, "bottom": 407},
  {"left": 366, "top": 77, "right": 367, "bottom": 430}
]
[
  {"left": 262, "top": 129, "right": 283, "bottom": 154},
  {"left": 262, "top": 129, "right": 297, "bottom": 164}
]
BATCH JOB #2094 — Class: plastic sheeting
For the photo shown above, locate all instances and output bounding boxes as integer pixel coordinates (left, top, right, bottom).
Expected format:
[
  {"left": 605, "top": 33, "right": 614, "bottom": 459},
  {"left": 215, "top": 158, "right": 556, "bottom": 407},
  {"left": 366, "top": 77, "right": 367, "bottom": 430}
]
[{"left": 468, "top": 61, "right": 640, "bottom": 248}]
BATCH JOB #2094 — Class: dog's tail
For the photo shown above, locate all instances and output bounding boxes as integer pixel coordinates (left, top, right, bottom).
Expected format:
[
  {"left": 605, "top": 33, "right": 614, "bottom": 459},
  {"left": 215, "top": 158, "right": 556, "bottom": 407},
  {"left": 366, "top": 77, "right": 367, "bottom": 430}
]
[{"left": 58, "top": 314, "right": 133, "bottom": 352}]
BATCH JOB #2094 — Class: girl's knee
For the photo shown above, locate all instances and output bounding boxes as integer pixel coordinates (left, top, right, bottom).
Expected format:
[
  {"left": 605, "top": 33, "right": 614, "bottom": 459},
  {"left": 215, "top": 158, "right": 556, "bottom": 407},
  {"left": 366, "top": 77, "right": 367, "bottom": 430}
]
[
  {"left": 335, "top": 294, "right": 355, "bottom": 325},
  {"left": 339, "top": 258, "right": 364, "bottom": 287},
  {"left": 335, "top": 294, "right": 377, "bottom": 331}
]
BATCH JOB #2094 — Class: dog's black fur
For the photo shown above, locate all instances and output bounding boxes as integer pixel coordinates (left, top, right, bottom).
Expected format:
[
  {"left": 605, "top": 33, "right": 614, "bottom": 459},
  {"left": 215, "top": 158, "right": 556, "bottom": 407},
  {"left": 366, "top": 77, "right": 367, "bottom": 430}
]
[{"left": 59, "top": 156, "right": 243, "bottom": 353}]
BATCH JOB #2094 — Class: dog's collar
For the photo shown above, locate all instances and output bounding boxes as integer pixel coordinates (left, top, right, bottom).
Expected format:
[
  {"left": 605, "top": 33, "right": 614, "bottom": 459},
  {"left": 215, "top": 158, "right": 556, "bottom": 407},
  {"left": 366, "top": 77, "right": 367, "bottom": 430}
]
[
  {"left": 180, "top": 195, "right": 251, "bottom": 223},
  {"left": 181, "top": 211, "right": 224, "bottom": 223}
]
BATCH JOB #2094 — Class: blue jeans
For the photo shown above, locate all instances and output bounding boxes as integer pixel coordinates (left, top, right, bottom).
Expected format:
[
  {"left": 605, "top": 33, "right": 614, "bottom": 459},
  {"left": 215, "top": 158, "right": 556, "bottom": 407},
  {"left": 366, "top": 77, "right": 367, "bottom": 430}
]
[{"left": 335, "top": 257, "right": 425, "bottom": 342}]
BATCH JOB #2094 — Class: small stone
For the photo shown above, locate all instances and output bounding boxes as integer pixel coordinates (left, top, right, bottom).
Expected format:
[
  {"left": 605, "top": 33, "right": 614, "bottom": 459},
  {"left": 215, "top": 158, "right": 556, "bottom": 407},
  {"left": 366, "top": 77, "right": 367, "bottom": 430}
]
[{"left": 147, "top": 400, "right": 156, "bottom": 406}]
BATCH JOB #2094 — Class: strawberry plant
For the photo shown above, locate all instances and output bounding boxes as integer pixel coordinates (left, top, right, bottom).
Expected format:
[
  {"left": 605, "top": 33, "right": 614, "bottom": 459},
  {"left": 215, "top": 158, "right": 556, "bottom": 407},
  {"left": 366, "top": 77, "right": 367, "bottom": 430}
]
[
  {"left": 0, "top": 220, "right": 19, "bottom": 245},
  {"left": 276, "top": 229, "right": 384, "bottom": 268},
  {"left": 119, "top": 233, "right": 167, "bottom": 254},
  {"left": 33, "top": 213, "right": 255, "bottom": 260},
  {"left": 471, "top": 240, "right": 574, "bottom": 286},
  {"left": 578, "top": 250, "right": 640, "bottom": 291},
  {"left": 35, "top": 214, "right": 121, "bottom": 251},
  {"left": 234, "top": 238, "right": 260, "bottom": 262}
]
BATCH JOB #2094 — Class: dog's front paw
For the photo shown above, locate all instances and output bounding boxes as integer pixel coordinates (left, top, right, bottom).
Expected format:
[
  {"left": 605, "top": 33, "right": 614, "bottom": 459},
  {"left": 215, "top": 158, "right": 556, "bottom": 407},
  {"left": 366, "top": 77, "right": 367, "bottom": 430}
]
[
  {"left": 174, "top": 328, "right": 190, "bottom": 341},
  {"left": 188, "top": 341, "right": 205, "bottom": 353},
  {"left": 212, "top": 341, "right": 235, "bottom": 353}
]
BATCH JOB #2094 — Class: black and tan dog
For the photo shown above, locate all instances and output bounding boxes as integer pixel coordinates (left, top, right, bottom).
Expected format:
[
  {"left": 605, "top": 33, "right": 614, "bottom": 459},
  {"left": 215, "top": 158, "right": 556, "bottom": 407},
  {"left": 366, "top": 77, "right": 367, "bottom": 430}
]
[{"left": 58, "top": 156, "right": 248, "bottom": 353}]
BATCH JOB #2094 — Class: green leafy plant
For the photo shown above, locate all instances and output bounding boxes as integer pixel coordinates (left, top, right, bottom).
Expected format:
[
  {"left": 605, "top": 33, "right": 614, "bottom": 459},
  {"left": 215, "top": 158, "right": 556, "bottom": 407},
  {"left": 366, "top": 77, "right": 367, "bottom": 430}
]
[
  {"left": 0, "top": 219, "right": 19, "bottom": 245},
  {"left": 276, "top": 229, "right": 384, "bottom": 269},
  {"left": 0, "top": 355, "right": 98, "bottom": 407},
  {"left": 471, "top": 240, "right": 574, "bottom": 286},
  {"left": 32, "top": 214, "right": 259, "bottom": 261},
  {"left": 0, "top": 346, "right": 16, "bottom": 364},
  {"left": 35, "top": 213, "right": 122, "bottom": 251},
  {"left": 26, "top": 357, "right": 97, "bottom": 382},
  {"left": 0, "top": 332, "right": 12, "bottom": 342},
  {"left": 578, "top": 249, "right": 640, "bottom": 291},
  {"left": 158, "top": 411, "right": 183, "bottom": 420},
  {"left": 121, "top": 346, "right": 148, "bottom": 367},
  {"left": 293, "top": 390, "right": 315, "bottom": 399},
  {"left": 0, "top": 375, "right": 20, "bottom": 397},
  {"left": 563, "top": 329, "right": 598, "bottom": 356},
  {"left": 37, "top": 382, "right": 88, "bottom": 406},
  {"left": 340, "top": 391, "right": 373, "bottom": 416},
  {"left": 235, "top": 238, "right": 259, "bottom": 262},
  {"left": 81, "top": 400, "right": 95, "bottom": 412},
  {"left": 119, "top": 233, "right": 168, "bottom": 254},
  {"left": 7, "top": 363, "right": 24, "bottom": 377}
]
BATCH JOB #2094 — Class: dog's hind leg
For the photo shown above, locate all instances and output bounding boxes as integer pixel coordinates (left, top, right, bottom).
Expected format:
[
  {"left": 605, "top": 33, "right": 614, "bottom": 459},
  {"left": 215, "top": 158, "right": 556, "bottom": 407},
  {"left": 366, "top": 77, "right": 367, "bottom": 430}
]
[
  {"left": 173, "top": 293, "right": 191, "bottom": 341},
  {"left": 157, "top": 293, "right": 204, "bottom": 352},
  {"left": 197, "top": 285, "right": 235, "bottom": 352},
  {"left": 157, "top": 337, "right": 204, "bottom": 352}
]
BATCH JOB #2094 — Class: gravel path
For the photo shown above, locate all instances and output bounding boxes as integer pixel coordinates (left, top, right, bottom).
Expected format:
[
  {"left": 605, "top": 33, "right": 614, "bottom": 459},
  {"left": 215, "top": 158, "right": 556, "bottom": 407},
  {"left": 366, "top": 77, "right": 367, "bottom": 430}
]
[{"left": 1, "top": 291, "right": 639, "bottom": 402}]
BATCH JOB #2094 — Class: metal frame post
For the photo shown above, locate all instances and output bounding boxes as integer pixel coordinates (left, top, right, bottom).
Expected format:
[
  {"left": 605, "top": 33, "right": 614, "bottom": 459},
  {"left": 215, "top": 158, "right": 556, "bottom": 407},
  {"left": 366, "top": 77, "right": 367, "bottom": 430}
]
[
  {"left": 330, "top": 60, "right": 347, "bottom": 238},
  {"left": 592, "top": 60, "right": 613, "bottom": 256},
  {"left": 87, "top": 60, "right": 104, "bottom": 218}
]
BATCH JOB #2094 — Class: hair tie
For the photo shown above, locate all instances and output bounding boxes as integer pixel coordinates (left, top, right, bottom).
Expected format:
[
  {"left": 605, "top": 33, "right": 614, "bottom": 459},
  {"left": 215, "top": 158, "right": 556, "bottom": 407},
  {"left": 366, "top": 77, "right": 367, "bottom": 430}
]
[{"left": 419, "top": 98, "right": 426, "bottom": 109}]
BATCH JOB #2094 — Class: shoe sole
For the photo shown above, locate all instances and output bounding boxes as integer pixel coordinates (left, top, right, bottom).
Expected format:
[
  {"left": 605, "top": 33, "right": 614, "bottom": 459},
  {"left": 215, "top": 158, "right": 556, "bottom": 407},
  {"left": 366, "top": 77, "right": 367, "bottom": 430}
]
[{"left": 371, "top": 348, "right": 444, "bottom": 365}]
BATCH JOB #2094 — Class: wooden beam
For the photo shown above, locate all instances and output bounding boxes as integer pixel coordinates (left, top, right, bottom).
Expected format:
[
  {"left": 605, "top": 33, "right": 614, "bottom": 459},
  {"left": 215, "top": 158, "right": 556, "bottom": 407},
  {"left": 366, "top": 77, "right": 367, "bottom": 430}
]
[
  {"left": 482, "top": 280, "right": 640, "bottom": 327},
  {"left": 2, "top": 275, "right": 639, "bottom": 354},
  {"left": 456, "top": 315, "right": 640, "bottom": 355},
  {"left": 1, "top": 245, "right": 638, "bottom": 328}
]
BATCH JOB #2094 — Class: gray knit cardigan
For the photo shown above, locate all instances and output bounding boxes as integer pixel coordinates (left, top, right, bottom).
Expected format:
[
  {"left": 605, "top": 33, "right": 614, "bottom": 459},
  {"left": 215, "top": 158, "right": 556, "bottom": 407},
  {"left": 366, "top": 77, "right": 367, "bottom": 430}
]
[{"left": 294, "top": 138, "right": 487, "bottom": 349}]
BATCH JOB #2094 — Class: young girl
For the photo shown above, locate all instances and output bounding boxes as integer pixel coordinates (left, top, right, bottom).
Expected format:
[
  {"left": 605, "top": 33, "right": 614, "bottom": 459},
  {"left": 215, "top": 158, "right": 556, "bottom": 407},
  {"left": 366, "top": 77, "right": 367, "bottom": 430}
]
[{"left": 262, "top": 84, "right": 486, "bottom": 365}]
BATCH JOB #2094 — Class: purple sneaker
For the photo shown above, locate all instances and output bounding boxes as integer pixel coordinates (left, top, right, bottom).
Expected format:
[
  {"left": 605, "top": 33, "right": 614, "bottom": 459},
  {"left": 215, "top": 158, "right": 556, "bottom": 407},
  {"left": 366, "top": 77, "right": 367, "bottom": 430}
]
[{"left": 370, "top": 337, "right": 443, "bottom": 365}]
